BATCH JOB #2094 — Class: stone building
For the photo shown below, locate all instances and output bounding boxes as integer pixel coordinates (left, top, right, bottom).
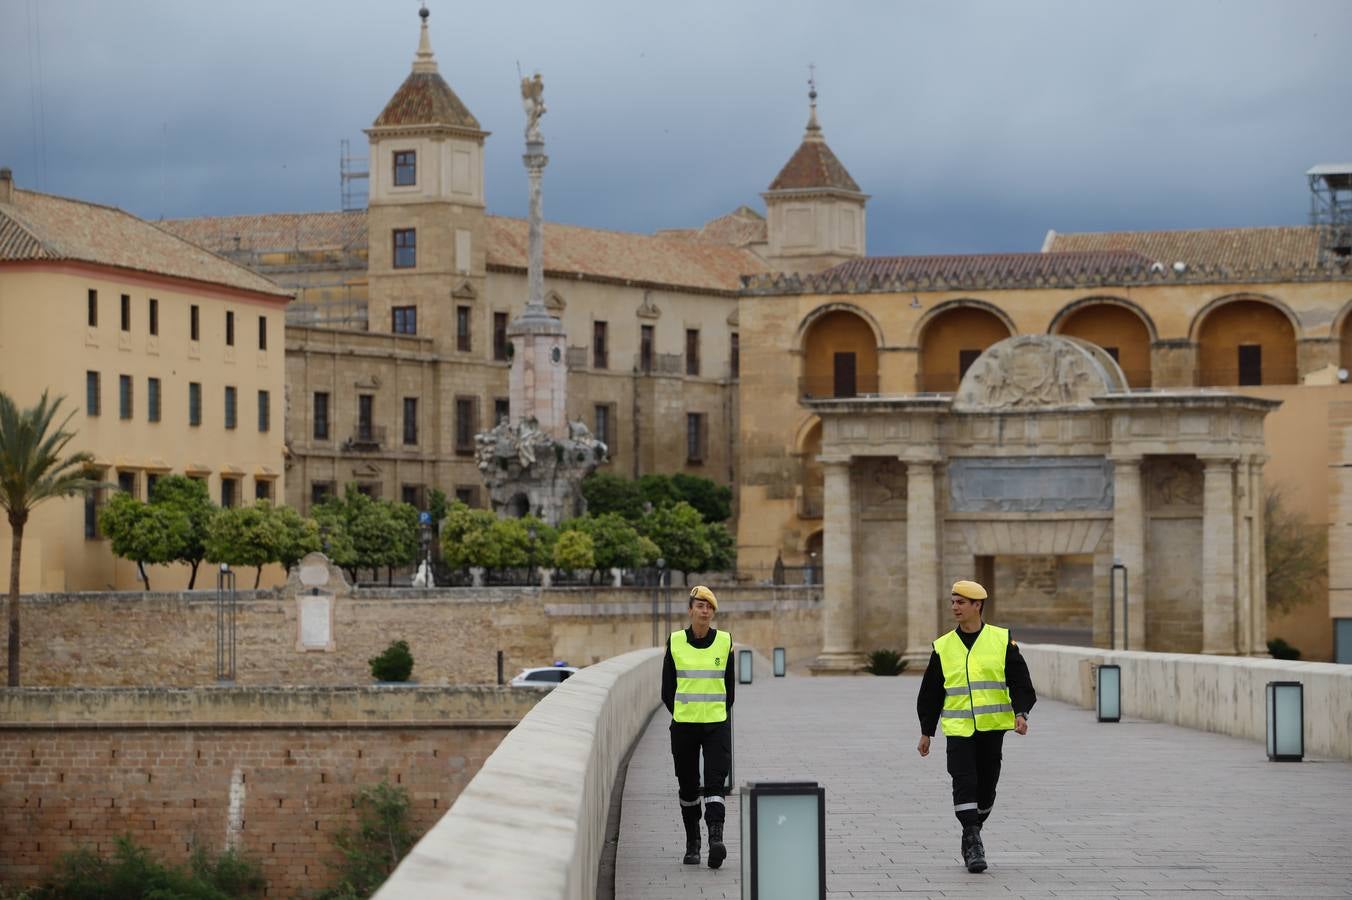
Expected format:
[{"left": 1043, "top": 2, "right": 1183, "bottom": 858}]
[{"left": 0, "top": 169, "right": 292, "bottom": 591}]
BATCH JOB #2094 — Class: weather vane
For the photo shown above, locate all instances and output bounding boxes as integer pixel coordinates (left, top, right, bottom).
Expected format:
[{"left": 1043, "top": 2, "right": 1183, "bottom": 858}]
[{"left": 808, "top": 63, "right": 817, "bottom": 100}]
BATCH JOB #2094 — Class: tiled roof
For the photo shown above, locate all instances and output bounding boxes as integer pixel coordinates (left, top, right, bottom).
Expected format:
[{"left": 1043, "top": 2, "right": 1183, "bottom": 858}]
[
  {"left": 768, "top": 139, "right": 861, "bottom": 193},
  {"left": 0, "top": 189, "right": 291, "bottom": 297},
  {"left": 1045, "top": 226, "right": 1322, "bottom": 268},
  {"left": 372, "top": 71, "right": 481, "bottom": 130},
  {"left": 825, "top": 251, "right": 1156, "bottom": 283},
  {"left": 161, "top": 211, "right": 367, "bottom": 254},
  {"left": 657, "top": 206, "right": 767, "bottom": 249},
  {"left": 161, "top": 209, "right": 767, "bottom": 294}
]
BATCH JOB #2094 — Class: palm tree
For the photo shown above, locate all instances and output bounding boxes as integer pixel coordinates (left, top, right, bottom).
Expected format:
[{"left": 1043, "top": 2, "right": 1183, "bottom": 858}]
[{"left": 0, "top": 390, "right": 96, "bottom": 686}]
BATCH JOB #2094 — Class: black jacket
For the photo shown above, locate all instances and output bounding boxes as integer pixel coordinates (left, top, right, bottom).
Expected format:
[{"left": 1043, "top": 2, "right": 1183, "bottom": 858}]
[
  {"left": 916, "top": 624, "right": 1036, "bottom": 737},
  {"left": 661, "top": 626, "right": 735, "bottom": 716}
]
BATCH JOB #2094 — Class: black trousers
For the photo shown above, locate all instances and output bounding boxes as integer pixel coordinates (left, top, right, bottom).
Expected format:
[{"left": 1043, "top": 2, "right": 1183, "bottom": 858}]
[
  {"left": 945, "top": 729, "right": 1005, "bottom": 828},
  {"left": 671, "top": 720, "right": 731, "bottom": 824}
]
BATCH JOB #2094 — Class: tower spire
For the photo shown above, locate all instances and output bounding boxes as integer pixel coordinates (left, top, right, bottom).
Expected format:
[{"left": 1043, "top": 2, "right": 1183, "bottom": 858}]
[
  {"left": 805, "top": 63, "right": 822, "bottom": 141},
  {"left": 413, "top": 3, "right": 437, "bottom": 74}
]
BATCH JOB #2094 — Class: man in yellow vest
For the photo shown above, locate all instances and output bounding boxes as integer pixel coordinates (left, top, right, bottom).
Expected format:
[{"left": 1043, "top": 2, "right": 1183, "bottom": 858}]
[
  {"left": 661, "top": 584, "right": 735, "bottom": 869},
  {"left": 916, "top": 580, "right": 1036, "bottom": 873}
]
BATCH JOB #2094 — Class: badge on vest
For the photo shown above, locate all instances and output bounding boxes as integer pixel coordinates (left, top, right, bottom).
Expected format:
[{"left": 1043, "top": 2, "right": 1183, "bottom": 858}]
[{"left": 715, "top": 657, "right": 721, "bottom": 666}]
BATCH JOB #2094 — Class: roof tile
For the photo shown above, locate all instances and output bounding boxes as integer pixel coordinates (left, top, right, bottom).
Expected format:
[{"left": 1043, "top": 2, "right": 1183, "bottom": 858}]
[
  {"left": 1046, "top": 226, "right": 1321, "bottom": 268},
  {"left": 372, "top": 72, "right": 480, "bottom": 130},
  {"left": 768, "top": 140, "right": 860, "bottom": 193}
]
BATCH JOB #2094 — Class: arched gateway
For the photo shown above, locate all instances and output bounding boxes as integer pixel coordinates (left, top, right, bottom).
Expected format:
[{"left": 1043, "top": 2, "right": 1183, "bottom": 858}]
[{"left": 807, "top": 335, "right": 1277, "bottom": 674}]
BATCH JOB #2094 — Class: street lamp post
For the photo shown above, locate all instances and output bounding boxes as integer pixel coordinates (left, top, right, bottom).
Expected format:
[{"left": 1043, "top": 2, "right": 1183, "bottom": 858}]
[{"left": 1110, "top": 560, "right": 1129, "bottom": 650}]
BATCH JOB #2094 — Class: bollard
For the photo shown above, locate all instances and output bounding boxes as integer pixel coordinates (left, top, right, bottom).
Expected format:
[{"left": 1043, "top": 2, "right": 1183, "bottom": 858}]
[
  {"left": 773, "top": 647, "right": 786, "bottom": 677},
  {"left": 1265, "top": 681, "right": 1304, "bottom": 761},
  {"left": 738, "top": 648, "right": 754, "bottom": 685},
  {"left": 1096, "top": 664, "right": 1121, "bottom": 722},
  {"left": 740, "top": 781, "right": 826, "bottom": 899}
]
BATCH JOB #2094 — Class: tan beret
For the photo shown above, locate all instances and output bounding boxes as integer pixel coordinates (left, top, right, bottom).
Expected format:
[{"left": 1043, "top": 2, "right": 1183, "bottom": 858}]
[
  {"left": 951, "top": 580, "right": 988, "bottom": 601},
  {"left": 689, "top": 585, "right": 718, "bottom": 610}
]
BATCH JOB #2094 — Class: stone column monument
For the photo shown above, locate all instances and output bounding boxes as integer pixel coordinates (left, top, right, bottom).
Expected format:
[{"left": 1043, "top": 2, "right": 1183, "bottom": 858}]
[{"left": 475, "top": 73, "right": 607, "bottom": 523}]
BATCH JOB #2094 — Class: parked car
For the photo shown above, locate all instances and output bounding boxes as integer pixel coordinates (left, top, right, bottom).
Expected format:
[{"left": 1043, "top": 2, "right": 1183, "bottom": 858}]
[{"left": 510, "top": 664, "right": 580, "bottom": 689}]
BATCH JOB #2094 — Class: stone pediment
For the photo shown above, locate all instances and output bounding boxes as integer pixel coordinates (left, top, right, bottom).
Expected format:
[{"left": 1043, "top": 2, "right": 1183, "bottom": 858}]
[{"left": 953, "top": 335, "right": 1126, "bottom": 412}]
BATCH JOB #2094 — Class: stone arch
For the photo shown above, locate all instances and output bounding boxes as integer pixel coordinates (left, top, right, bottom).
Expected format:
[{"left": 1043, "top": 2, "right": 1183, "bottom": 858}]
[
  {"left": 796, "top": 418, "right": 824, "bottom": 522},
  {"left": 913, "top": 299, "right": 1015, "bottom": 392},
  {"left": 1049, "top": 296, "right": 1156, "bottom": 387},
  {"left": 506, "top": 493, "right": 531, "bottom": 518},
  {"left": 797, "top": 304, "right": 882, "bottom": 398},
  {"left": 1191, "top": 294, "right": 1299, "bottom": 386},
  {"left": 1333, "top": 297, "right": 1352, "bottom": 371},
  {"left": 794, "top": 414, "right": 823, "bottom": 456}
]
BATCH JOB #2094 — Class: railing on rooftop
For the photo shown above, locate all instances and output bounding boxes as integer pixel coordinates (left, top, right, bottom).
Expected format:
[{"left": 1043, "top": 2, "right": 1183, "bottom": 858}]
[{"left": 799, "top": 373, "right": 880, "bottom": 400}]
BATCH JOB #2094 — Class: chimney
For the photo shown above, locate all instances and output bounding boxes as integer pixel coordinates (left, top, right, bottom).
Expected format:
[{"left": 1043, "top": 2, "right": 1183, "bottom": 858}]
[{"left": 0, "top": 168, "right": 12, "bottom": 204}]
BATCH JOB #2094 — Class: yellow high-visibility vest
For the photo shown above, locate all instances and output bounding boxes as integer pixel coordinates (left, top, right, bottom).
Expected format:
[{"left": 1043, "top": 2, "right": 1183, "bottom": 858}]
[
  {"left": 935, "top": 625, "right": 1015, "bottom": 737},
  {"left": 670, "top": 629, "right": 731, "bottom": 724}
]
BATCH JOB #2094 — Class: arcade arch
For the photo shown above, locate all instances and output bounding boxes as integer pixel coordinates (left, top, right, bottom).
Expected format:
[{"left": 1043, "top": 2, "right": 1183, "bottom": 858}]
[
  {"left": 1050, "top": 298, "right": 1154, "bottom": 388},
  {"left": 916, "top": 302, "right": 1013, "bottom": 392},
  {"left": 1194, "top": 297, "right": 1298, "bottom": 386},
  {"left": 800, "top": 307, "right": 880, "bottom": 398}
]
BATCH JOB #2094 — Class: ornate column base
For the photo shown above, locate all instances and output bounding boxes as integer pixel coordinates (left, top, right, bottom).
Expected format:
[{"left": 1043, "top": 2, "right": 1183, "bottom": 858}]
[{"left": 809, "top": 651, "right": 867, "bottom": 676}]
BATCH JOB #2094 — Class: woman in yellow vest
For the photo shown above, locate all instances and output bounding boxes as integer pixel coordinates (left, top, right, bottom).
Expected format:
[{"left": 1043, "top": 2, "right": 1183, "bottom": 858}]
[
  {"left": 661, "top": 584, "right": 735, "bottom": 869},
  {"left": 916, "top": 580, "right": 1036, "bottom": 873}
]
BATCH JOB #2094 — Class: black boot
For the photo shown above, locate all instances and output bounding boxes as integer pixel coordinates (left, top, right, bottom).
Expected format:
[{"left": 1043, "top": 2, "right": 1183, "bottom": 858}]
[
  {"left": 707, "top": 821, "right": 726, "bottom": 869},
  {"left": 681, "top": 805, "right": 702, "bottom": 865},
  {"left": 962, "top": 825, "right": 986, "bottom": 873}
]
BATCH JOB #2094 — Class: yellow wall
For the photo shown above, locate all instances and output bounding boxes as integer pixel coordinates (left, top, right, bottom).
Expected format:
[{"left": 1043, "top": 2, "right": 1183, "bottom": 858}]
[
  {"left": 802, "top": 310, "right": 878, "bottom": 395},
  {"left": 1198, "top": 300, "right": 1297, "bottom": 386},
  {"left": 0, "top": 264, "right": 289, "bottom": 591}
]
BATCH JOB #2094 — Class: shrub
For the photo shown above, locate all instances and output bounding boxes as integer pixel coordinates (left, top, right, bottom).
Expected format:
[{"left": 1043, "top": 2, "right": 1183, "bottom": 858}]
[
  {"left": 315, "top": 781, "right": 419, "bottom": 900},
  {"left": 22, "top": 835, "right": 265, "bottom": 899},
  {"left": 864, "top": 649, "right": 907, "bottom": 676},
  {"left": 1267, "top": 637, "right": 1301, "bottom": 660},
  {"left": 369, "top": 640, "right": 414, "bottom": 682}
]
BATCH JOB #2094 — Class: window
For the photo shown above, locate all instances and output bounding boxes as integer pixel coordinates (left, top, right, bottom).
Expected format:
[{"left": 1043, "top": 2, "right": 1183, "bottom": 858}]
[
  {"left": 403, "top": 397, "right": 418, "bottom": 445},
  {"left": 1238, "top": 344, "right": 1263, "bottom": 386},
  {"left": 146, "top": 473, "right": 160, "bottom": 499},
  {"left": 258, "top": 390, "right": 270, "bottom": 432},
  {"left": 393, "top": 228, "right": 416, "bottom": 268},
  {"left": 117, "top": 470, "right": 137, "bottom": 497},
  {"left": 456, "top": 305, "right": 471, "bottom": 352},
  {"left": 958, "top": 349, "right": 981, "bottom": 381},
  {"left": 119, "top": 375, "right": 133, "bottom": 419},
  {"left": 394, "top": 150, "right": 416, "bottom": 186},
  {"left": 149, "top": 298, "right": 159, "bottom": 336},
  {"left": 224, "top": 386, "right": 237, "bottom": 430},
  {"left": 358, "top": 394, "right": 374, "bottom": 441},
  {"left": 120, "top": 294, "right": 131, "bottom": 331},
  {"left": 731, "top": 332, "right": 740, "bottom": 378},
  {"left": 355, "top": 483, "right": 379, "bottom": 499},
  {"left": 1104, "top": 346, "right": 1120, "bottom": 362},
  {"left": 86, "top": 371, "right": 101, "bottom": 416},
  {"left": 84, "top": 485, "right": 105, "bottom": 539},
  {"left": 401, "top": 484, "right": 422, "bottom": 507},
  {"left": 455, "top": 486, "right": 479, "bottom": 507},
  {"left": 313, "top": 391, "right": 330, "bottom": 440},
  {"left": 686, "top": 329, "right": 700, "bottom": 376},
  {"left": 593, "top": 321, "right": 608, "bottom": 369},
  {"left": 455, "top": 396, "right": 478, "bottom": 454},
  {"left": 686, "top": 412, "right": 707, "bottom": 463},
  {"left": 594, "top": 403, "right": 611, "bottom": 448},
  {"left": 493, "top": 312, "right": 509, "bottom": 360},
  {"left": 255, "top": 479, "right": 273, "bottom": 502},
  {"left": 258, "top": 315, "right": 267, "bottom": 350},
  {"left": 225, "top": 310, "right": 235, "bottom": 346},
  {"left": 640, "top": 325, "right": 654, "bottom": 373},
  {"left": 87, "top": 289, "right": 98, "bottom": 327},
  {"left": 311, "top": 481, "right": 335, "bottom": 507},
  {"left": 147, "top": 377, "right": 161, "bottom": 423},
  {"left": 221, "top": 477, "right": 238, "bottom": 509},
  {"left": 392, "top": 306, "right": 417, "bottom": 335},
  {"left": 188, "top": 382, "right": 202, "bottom": 426},
  {"left": 495, "top": 397, "right": 510, "bottom": 426},
  {"left": 190, "top": 305, "right": 200, "bottom": 341}
]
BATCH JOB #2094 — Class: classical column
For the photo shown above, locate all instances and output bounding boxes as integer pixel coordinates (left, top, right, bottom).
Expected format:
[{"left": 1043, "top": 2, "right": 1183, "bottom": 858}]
[
  {"left": 1201, "top": 456, "right": 1238, "bottom": 655},
  {"left": 1110, "top": 456, "right": 1146, "bottom": 650},
  {"left": 812, "top": 457, "right": 864, "bottom": 673},
  {"left": 904, "top": 459, "right": 940, "bottom": 665},
  {"left": 1247, "top": 455, "right": 1269, "bottom": 655}
]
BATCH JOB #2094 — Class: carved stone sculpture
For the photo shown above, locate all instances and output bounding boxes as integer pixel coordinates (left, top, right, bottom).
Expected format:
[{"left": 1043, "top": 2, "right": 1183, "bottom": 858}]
[{"left": 954, "top": 335, "right": 1125, "bottom": 412}]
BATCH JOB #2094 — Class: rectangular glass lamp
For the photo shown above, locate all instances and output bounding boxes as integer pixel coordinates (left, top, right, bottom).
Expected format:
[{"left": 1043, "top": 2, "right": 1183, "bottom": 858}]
[
  {"left": 1097, "top": 664, "right": 1121, "bottom": 722},
  {"left": 773, "top": 647, "right": 786, "bottom": 677},
  {"left": 740, "top": 782, "right": 825, "bottom": 900},
  {"left": 739, "top": 648, "right": 754, "bottom": 684},
  {"left": 1266, "top": 681, "right": 1303, "bottom": 762}
]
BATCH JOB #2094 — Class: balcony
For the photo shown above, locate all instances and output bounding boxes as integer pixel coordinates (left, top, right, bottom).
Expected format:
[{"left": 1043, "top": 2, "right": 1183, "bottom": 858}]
[
  {"left": 799, "top": 373, "right": 880, "bottom": 400},
  {"left": 344, "top": 425, "right": 386, "bottom": 451}
]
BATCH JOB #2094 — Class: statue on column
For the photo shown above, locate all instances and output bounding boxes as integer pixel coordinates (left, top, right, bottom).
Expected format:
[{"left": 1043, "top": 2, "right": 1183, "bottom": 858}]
[{"left": 521, "top": 72, "right": 546, "bottom": 142}]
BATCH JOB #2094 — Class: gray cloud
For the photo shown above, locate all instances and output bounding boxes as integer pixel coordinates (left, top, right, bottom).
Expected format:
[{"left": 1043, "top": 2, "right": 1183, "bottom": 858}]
[{"left": 2, "top": 0, "right": 1348, "bottom": 253}]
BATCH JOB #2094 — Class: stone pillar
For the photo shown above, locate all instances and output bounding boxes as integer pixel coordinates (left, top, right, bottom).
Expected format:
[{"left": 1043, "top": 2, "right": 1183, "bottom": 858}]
[
  {"left": 904, "top": 460, "right": 940, "bottom": 665},
  {"left": 1201, "top": 456, "right": 1238, "bottom": 655},
  {"left": 1247, "top": 455, "right": 1268, "bottom": 655},
  {"left": 811, "top": 458, "right": 864, "bottom": 674},
  {"left": 1110, "top": 456, "right": 1146, "bottom": 650}
]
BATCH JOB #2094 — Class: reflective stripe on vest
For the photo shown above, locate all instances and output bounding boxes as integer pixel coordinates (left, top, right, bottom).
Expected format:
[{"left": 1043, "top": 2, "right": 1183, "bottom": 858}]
[
  {"left": 934, "top": 625, "right": 1015, "bottom": 736},
  {"left": 670, "top": 629, "right": 731, "bottom": 724}
]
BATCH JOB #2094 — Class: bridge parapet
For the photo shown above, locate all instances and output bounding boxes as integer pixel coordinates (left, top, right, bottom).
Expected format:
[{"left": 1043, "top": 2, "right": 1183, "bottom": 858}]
[
  {"left": 375, "top": 646, "right": 663, "bottom": 900},
  {"left": 1021, "top": 644, "right": 1352, "bottom": 760}
]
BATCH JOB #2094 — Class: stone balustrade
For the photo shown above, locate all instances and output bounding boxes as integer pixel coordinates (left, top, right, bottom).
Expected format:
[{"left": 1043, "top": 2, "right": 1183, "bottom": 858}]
[
  {"left": 1020, "top": 643, "right": 1352, "bottom": 760},
  {"left": 374, "top": 646, "right": 664, "bottom": 900}
]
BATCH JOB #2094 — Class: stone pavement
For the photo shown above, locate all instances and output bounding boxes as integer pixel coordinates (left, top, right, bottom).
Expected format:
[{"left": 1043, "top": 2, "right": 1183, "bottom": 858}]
[{"left": 614, "top": 672, "right": 1352, "bottom": 899}]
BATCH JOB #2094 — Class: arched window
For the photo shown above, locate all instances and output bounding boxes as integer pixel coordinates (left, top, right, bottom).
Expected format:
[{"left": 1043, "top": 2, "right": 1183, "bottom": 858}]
[
  {"left": 917, "top": 305, "right": 1012, "bottom": 392},
  {"left": 1196, "top": 299, "right": 1297, "bottom": 386},
  {"left": 800, "top": 309, "right": 879, "bottom": 399},
  {"left": 1054, "top": 302, "right": 1152, "bottom": 388},
  {"left": 798, "top": 420, "right": 823, "bottom": 520}
]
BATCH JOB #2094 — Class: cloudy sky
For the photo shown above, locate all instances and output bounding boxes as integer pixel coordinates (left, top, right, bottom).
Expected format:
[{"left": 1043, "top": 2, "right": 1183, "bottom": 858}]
[{"left": 2, "top": 0, "right": 1349, "bottom": 254}]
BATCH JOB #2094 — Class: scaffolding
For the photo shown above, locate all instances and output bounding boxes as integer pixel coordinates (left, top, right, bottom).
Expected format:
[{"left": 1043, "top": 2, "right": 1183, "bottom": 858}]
[
  {"left": 340, "top": 138, "right": 369, "bottom": 212},
  {"left": 1308, "top": 163, "right": 1352, "bottom": 263}
]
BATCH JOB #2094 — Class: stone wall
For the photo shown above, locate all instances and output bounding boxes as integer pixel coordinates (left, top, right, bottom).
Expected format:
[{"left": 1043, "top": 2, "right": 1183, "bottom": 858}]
[
  {"left": 992, "top": 554, "right": 1093, "bottom": 628},
  {"left": 0, "top": 686, "right": 543, "bottom": 897},
  {"left": 4, "top": 585, "right": 821, "bottom": 687}
]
